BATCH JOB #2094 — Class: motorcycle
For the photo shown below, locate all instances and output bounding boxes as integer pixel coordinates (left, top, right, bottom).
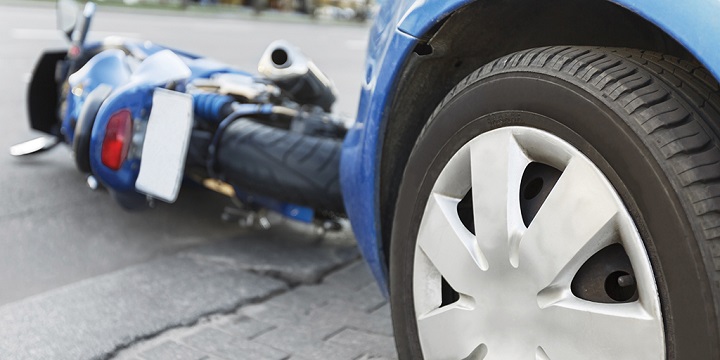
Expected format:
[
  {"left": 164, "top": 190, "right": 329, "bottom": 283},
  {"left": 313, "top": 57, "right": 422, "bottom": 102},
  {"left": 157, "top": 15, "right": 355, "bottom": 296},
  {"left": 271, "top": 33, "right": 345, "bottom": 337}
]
[{"left": 11, "top": 0, "right": 347, "bottom": 229}]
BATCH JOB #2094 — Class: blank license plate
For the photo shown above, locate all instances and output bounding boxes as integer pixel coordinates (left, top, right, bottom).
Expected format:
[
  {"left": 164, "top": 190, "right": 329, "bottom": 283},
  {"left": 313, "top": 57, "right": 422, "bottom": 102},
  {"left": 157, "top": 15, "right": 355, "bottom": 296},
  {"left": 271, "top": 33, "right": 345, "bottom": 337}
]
[{"left": 135, "top": 88, "right": 193, "bottom": 203}]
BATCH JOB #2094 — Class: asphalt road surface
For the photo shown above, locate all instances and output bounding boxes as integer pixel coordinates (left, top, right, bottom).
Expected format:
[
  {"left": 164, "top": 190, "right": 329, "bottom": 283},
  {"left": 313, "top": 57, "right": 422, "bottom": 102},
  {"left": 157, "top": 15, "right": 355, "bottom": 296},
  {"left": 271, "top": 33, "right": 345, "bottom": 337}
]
[{"left": 0, "top": 2, "right": 369, "bottom": 306}]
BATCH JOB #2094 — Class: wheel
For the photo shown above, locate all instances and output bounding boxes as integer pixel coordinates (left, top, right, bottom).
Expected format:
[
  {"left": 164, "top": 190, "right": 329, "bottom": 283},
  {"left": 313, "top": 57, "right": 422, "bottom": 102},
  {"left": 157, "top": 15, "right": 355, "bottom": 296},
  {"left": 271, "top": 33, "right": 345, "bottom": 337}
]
[
  {"left": 215, "top": 118, "right": 344, "bottom": 213},
  {"left": 185, "top": 114, "right": 344, "bottom": 213},
  {"left": 390, "top": 47, "right": 720, "bottom": 359}
]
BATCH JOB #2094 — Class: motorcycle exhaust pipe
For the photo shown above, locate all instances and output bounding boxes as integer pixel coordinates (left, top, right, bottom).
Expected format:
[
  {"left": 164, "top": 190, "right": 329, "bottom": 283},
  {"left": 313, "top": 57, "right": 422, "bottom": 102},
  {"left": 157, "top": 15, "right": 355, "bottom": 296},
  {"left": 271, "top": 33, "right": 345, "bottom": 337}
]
[{"left": 258, "top": 40, "right": 337, "bottom": 112}]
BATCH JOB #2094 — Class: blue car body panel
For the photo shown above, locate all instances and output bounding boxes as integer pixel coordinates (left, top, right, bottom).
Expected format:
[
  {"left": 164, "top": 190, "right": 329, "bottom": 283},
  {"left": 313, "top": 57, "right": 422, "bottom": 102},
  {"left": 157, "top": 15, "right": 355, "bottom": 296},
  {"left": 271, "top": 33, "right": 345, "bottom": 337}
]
[
  {"left": 341, "top": 0, "right": 720, "bottom": 293},
  {"left": 340, "top": 22, "right": 416, "bottom": 296}
]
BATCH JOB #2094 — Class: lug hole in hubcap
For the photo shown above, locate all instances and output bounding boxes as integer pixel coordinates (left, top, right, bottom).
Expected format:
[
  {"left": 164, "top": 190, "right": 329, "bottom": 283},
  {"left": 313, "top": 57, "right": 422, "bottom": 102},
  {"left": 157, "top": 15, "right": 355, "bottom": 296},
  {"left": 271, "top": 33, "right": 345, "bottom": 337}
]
[
  {"left": 440, "top": 276, "right": 460, "bottom": 307},
  {"left": 571, "top": 244, "right": 638, "bottom": 303},
  {"left": 457, "top": 189, "right": 475, "bottom": 235},
  {"left": 519, "top": 162, "right": 562, "bottom": 227},
  {"left": 523, "top": 177, "right": 544, "bottom": 200}
]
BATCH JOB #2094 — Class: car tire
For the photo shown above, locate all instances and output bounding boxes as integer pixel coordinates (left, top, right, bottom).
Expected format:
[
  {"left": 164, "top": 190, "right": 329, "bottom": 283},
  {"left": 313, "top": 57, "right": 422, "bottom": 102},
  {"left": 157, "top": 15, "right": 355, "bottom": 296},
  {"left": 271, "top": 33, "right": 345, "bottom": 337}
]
[{"left": 390, "top": 47, "right": 720, "bottom": 359}]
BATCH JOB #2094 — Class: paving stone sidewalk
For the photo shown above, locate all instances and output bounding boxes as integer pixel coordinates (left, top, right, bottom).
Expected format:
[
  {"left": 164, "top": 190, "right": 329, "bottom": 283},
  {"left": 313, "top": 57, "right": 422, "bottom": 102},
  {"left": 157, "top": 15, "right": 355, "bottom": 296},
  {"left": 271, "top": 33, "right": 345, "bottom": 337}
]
[{"left": 113, "top": 261, "right": 397, "bottom": 360}]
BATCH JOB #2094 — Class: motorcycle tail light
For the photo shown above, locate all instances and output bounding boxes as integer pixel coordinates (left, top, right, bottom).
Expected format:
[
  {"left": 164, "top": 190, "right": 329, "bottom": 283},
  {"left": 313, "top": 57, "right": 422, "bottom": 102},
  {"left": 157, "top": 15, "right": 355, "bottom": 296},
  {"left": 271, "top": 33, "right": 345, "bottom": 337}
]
[{"left": 101, "top": 109, "right": 133, "bottom": 170}]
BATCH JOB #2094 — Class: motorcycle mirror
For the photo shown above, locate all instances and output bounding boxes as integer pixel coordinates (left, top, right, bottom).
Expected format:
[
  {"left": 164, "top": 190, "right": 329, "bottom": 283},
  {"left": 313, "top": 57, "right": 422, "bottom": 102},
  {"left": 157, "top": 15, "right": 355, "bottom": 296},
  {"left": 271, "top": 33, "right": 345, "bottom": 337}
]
[
  {"left": 9, "top": 136, "right": 60, "bottom": 157},
  {"left": 57, "top": 0, "right": 80, "bottom": 39}
]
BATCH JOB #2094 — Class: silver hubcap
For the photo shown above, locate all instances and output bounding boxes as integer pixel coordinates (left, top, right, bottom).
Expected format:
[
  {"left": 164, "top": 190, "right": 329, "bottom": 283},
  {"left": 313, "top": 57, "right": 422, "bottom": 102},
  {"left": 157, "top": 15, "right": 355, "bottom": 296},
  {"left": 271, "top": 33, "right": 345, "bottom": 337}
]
[{"left": 413, "top": 127, "right": 664, "bottom": 360}]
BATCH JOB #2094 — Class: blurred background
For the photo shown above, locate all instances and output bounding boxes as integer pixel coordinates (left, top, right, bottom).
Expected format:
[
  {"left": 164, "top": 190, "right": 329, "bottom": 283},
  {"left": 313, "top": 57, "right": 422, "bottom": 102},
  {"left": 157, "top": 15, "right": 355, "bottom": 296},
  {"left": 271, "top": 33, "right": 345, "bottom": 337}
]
[{"left": 98, "top": 0, "right": 382, "bottom": 21}]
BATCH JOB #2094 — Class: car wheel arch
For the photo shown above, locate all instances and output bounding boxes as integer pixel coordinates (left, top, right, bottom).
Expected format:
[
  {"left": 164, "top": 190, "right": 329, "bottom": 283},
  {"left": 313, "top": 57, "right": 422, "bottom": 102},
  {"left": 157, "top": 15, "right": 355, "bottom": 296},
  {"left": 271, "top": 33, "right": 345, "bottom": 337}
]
[{"left": 377, "top": 0, "right": 714, "bottom": 272}]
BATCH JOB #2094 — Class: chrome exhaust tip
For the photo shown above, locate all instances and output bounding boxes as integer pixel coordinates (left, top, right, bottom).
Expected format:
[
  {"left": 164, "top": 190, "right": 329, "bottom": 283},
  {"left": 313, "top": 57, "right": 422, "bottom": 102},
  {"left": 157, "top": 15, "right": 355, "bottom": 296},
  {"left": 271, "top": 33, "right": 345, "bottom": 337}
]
[
  {"left": 258, "top": 40, "right": 337, "bottom": 111},
  {"left": 258, "top": 40, "right": 309, "bottom": 76}
]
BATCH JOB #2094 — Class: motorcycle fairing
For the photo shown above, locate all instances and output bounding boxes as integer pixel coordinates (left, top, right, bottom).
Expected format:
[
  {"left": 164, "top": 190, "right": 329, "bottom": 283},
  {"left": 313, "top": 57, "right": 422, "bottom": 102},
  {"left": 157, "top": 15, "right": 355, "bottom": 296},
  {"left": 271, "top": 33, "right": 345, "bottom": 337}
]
[{"left": 63, "top": 49, "right": 131, "bottom": 144}]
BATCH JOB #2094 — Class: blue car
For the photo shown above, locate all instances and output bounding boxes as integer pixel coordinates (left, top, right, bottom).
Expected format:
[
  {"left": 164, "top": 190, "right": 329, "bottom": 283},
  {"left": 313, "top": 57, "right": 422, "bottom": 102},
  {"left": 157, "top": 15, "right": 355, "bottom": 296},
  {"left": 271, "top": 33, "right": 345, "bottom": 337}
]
[{"left": 341, "top": 0, "right": 720, "bottom": 358}]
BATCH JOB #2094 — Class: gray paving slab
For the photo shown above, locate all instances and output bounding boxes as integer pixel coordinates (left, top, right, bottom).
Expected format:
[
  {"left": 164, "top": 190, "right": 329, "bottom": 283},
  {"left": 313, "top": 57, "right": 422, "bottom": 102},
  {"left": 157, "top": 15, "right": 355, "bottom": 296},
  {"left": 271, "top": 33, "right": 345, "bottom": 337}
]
[
  {"left": 328, "top": 328, "right": 397, "bottom": 359},
  {"left": 183, "top": 328, "right": 289, "bottom": 360},
  {"left": 216, "top": 315, "right": 276, "bottom": 339},
  {"left": 139, "top": 341, "right": 215, "bottom": 360},
  {"left": 254, "top": 322, "right": 340, "bottom": 353}
]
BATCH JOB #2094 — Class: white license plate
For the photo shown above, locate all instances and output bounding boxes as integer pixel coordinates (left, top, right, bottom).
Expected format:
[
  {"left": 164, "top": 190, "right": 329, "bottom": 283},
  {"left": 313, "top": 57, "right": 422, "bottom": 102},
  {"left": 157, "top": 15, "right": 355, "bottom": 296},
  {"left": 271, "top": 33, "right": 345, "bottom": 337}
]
[{"left": 135, "top": 88, "right": 194, "bottom": 203}]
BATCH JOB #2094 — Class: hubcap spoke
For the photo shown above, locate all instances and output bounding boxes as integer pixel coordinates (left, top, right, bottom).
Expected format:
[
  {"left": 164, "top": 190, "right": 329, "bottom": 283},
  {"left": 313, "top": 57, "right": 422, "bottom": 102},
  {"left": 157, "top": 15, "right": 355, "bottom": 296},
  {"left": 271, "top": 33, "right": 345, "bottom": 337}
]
[
  {"left": 470, "top": 131, "right": 530, "bottom": 268},
  {"left": 539, "top": 299, "right": 664, "bottom": 359},
  {"left": 417, "top": 193, "right": 488, "bottom": 295},
  {"left": 417, "top": 302, "right": 485, "bottom": 360},
  {"left": 521, "top": 156, "right": 621, "bottom": 291}
]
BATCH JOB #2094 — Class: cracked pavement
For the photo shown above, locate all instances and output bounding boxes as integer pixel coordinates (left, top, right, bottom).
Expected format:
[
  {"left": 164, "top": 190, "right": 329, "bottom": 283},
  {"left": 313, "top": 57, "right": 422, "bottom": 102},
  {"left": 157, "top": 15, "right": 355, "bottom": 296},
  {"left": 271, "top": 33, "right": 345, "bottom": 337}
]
[
  {"left": 113, "top": 261, "right": 397, "bottom": 360},
  {"left": 0, "top": 223, "right": 396, "bottom": 360}
]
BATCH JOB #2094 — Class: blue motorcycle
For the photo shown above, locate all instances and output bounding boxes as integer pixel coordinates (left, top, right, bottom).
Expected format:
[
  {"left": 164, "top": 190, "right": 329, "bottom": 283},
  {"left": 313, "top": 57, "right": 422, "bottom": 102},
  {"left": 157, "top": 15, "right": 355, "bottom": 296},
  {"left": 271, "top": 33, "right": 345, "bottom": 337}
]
[{"left": 12, "top": 0, "right": 346, "bottom": 228}]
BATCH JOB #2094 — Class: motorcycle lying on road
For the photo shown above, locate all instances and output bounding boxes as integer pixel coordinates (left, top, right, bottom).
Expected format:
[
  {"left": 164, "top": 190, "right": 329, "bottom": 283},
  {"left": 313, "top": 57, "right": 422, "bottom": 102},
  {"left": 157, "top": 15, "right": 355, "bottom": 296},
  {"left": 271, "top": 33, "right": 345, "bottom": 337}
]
[{"left": 12, "top": 0, "right": 347, "bottom": 229}]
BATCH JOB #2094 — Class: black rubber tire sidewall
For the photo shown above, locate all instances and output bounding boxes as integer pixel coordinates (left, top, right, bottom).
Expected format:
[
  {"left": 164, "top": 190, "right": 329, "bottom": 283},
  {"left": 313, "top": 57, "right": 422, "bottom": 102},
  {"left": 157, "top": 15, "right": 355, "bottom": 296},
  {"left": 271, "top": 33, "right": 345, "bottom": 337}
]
[{"left": 390, "top": 72, "right": 719, "bottom": 359}]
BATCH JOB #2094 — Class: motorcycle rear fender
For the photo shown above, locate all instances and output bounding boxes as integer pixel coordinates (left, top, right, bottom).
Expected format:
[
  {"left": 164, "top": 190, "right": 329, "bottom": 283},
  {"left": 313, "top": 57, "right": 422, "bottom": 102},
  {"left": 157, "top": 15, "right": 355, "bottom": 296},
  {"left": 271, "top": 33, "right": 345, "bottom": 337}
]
[{"left": 27, "top": 50, "right": 67, "bottom": 136}]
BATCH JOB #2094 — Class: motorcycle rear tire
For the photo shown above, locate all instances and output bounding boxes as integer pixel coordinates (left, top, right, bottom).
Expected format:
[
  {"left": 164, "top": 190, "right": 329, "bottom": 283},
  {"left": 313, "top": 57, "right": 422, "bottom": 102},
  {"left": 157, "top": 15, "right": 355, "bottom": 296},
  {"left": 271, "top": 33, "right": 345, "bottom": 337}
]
[{"left": 216, "top": 118, "right": 344, "bottom": 213}]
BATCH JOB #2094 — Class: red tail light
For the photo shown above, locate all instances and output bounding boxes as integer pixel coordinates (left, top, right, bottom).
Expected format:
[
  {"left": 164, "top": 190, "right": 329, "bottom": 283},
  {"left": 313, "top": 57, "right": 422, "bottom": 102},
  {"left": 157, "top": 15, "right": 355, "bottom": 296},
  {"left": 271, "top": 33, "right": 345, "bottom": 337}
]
[{"left": 101, "top": 109, "right": 133, "bottom": 170}]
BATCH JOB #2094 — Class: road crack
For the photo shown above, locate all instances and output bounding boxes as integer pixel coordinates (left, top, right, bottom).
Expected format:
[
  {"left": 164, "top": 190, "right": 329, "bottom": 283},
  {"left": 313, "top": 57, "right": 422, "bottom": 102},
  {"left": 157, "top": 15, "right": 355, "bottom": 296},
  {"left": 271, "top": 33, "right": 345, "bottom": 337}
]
[{"left": 102, "top": 258, "right": 362, "bottom": 360}]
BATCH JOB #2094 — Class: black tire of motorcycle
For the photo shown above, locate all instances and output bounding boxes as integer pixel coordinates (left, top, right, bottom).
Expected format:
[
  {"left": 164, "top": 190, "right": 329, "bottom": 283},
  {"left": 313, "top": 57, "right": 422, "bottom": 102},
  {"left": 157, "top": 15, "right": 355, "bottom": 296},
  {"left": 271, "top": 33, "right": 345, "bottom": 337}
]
[
  {"left": 216, "top": 118, "right": 344, "bottom": 213},
  {"left": 73, "top": 84, "right": 112, "bottom": 173},
  {"left": 390, "top": 47, "right": 720, "bottom": 359}
]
